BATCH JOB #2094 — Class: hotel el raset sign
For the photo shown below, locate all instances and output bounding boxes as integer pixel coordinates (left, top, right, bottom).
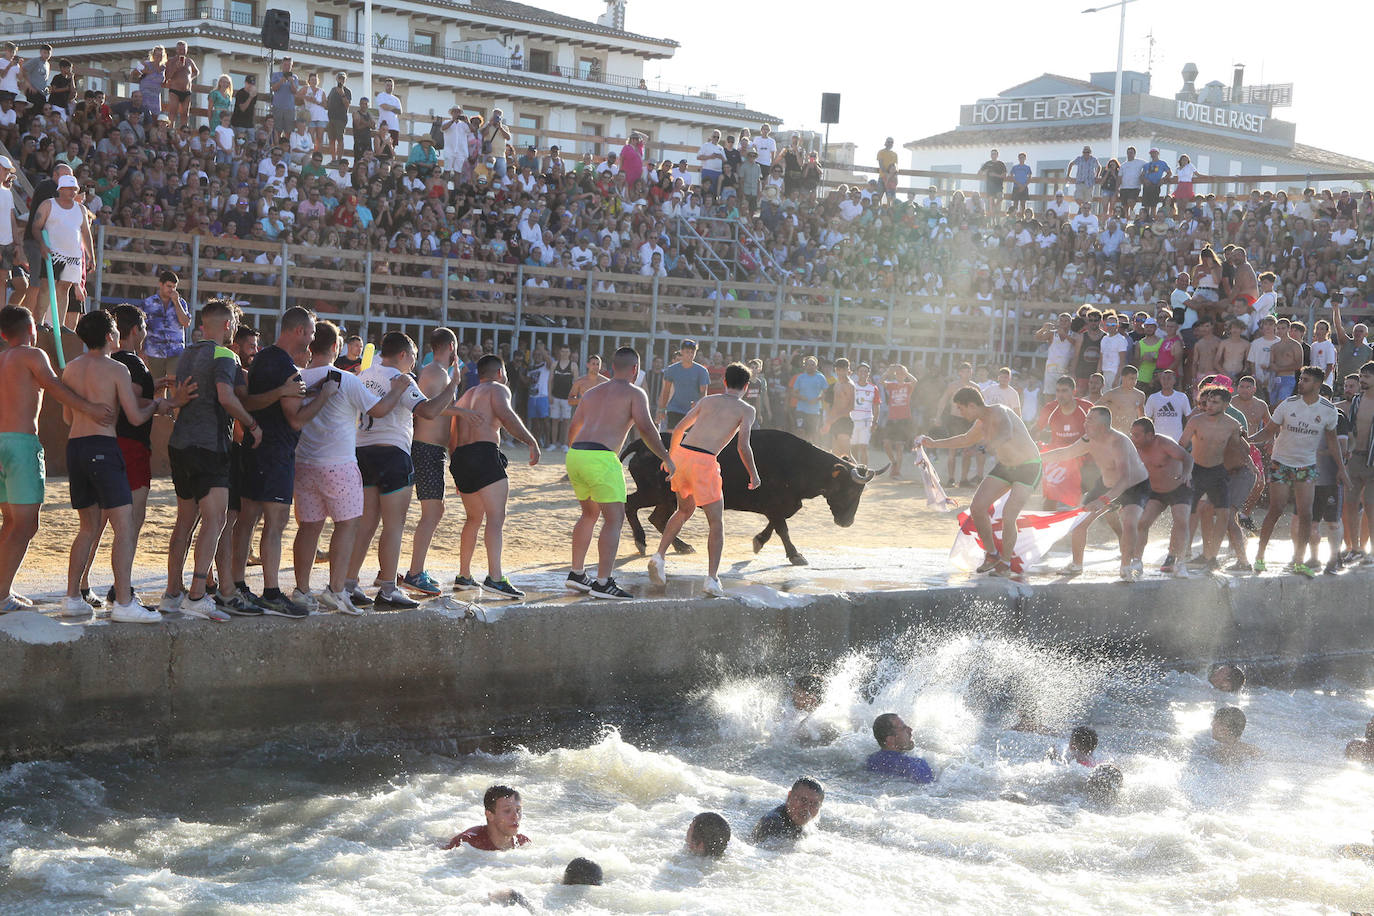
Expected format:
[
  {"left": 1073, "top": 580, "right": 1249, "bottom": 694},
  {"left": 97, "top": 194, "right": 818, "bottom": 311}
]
[{"left": 964, "top": 93, "right": 1268, "bottom": 134}]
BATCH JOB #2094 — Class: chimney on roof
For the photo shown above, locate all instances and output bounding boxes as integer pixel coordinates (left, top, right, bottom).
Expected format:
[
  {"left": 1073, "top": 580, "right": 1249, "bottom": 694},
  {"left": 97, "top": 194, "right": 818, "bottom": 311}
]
[
  {"left": 597, "top": 0, "right": 626, "bottom": 31},
  {"left": 1232, "top": 63, "right": 1244, "bottom": 103}
]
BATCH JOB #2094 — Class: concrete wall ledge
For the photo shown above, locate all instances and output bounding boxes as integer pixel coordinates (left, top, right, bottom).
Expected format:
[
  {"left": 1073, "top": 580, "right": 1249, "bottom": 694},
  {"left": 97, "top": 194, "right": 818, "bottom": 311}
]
[{"left": 1, "top": 572, "right": 1371, "bottom": 760}]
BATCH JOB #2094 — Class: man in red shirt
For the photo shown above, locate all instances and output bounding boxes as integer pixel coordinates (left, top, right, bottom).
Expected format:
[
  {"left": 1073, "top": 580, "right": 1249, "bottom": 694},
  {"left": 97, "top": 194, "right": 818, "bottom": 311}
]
[
  {"left": 881, "top": 364, "right": 917, "bottom": 479},
  {"left": 445, "top": 785, "right": 530, "bottom": 851},
  {"left": 1035, "top": 375, "right": 1091, "bottom": 508}
]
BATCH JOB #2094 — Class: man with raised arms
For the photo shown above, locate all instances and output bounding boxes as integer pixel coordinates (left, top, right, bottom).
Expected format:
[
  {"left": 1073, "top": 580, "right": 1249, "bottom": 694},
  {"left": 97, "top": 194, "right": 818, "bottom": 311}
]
[
  {"left": 62, "top": 309, "right": 194, "bottom": 622},
  {"left": 292, "top": 320, "right": 410, "bottom": 615},
  {"left": 647, "top": 361, "right": 760, "bottom": 597},
  {"left": 564, "top": 346, "right": 673, "bottom": 600},
  {"left": 1128, "top": 417, "right": 1194, "bottom": 576},
  {"left": 1041, "top": 406, "right": 1150, "bottom": 580},
  {"left": 916, "top": 386, "right": 1042, "bottom": 577},
  {"left": 0, "top": 305, "right": 113, "bottom": 611},
  {"left": 1248, "top": 366, "right": 1350, "bottom": 576},
  {"left": 1179, "top": 386, "right": 1248, "bottom": 572},
  {"left": 450, "top": 354, "right": 541, "bottom": 598}
]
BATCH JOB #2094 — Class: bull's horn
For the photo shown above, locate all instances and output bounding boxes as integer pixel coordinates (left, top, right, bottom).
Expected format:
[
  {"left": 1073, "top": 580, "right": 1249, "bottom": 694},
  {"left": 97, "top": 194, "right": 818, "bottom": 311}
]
[
  {"left": 872, "top": 463, "right": 891, "bottom": 477},
  {"left": 850, "top": 466, "right": 874, "bottom": 484}
]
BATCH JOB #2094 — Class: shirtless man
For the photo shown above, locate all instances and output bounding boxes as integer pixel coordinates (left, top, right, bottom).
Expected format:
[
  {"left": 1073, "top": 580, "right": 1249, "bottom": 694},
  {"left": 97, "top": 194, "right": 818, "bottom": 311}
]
[
  {"left": 0, "top": 305, "right": 113, "bottom": 611},
  {"left": 1187, "top": 319, "right": 1220, "bottom": 390},
  {"left": 164, "top": 41, "right": 199, "bottom": 130},
  {"left": 1096, "top": 365, "right": 1145, "bottom": 433},
  {"left": 935, "top": 362, "right": 977, "bottom": 486},
  {"left": 450, "top": 354, "right": 541, "bottom": 598},
  {"left": 1180, "top": 385, "right": 1250, "bottom": 571},
  {"left": 1249, "top": 367, "right": 1350, "bottom": 575},
  {"left": 1041, "top": 407, "right": 1150, "bottom": 580},
  {"left": 1216, "top": 319, "right": 1251, "bottom": 383},
  {"left": 1129, "top": 417, "right": 1194, "bottom": 576},
  {"left": 917, "top": 386, "right": 1042, "bottom": 577},
  {"left": 61, "top": 309, "right": 194, "bottom": 622},
  {"left": 564, "top": 347, "right": 673, "bottom": 600},
  {"left": 401, "top": 328, "right": 458, "bottom": 597},
  {"left": 647, "top": 362, "right": 760, "bottom": 597},
  {"left": 1266, "top": 318, "right": 1305, "bottom": 405},
  {"left": 1224, "top": 246, "right": 1259, "bottom": 310},
  {"left": 825, "top": 357, "right": 855, "bottom": 457},
  {"left": 1230, "top": 375, "right": 1271, "bottom": 529},
  {"left": 1342, "top": 361, "right": 1374, "bottom": 564},
  {"left": 566, "top": 353, "right": 609, "bottom": 421}
]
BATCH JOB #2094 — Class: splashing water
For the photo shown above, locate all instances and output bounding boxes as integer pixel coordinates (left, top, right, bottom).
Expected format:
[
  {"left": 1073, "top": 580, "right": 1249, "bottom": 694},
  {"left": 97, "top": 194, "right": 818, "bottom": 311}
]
[{"left": 2, "top": 633, "right": 1373, "bottom": 914}]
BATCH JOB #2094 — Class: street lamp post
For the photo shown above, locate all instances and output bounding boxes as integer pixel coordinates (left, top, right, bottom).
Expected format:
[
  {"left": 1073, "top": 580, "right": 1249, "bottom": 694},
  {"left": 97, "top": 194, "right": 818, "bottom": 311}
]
[{"left": 1082, "top": 0, "right": 1137, "bottom": 162}]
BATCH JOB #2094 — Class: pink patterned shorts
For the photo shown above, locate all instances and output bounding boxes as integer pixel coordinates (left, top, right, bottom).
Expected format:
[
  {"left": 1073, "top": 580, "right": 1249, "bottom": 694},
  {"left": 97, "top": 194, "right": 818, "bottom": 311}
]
[{"left": 294, "top": 462, "right": 364, "bottom": 524}]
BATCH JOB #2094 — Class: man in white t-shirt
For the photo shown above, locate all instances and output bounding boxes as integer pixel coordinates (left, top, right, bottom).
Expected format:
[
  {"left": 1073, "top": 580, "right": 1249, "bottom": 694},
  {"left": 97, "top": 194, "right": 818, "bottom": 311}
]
[
  {"left": 374, "top": 78, "right": 402, "bottom": 143},
  {"left": 697, "top": 129, "right": 725, "bottom": 197},
  {"left": 344, "top": 331, "right": 458, "bottom": 608},
  {"left": 1098, "top": 317, "right": 1130, "bottom": 388},
  {"left": 1144, "top": 369, "right": 1191, "bottom": 441},
  {"left": 1310, "top": 319, "right": 1338, "bottom": 386},
  {"left": 1117, "top": 146, "right": 1145, "bottom": 215},
  {"left": 441, "top": 106, "right": 474, "bottom": 176},
  {"left": 293, "top": 321, "right": 410, "bottom": 614},
  {"left": 752, "top": 123, "right": 777, "bottom": 169},
  {"left": 1250, "top": 366, "right": 1349, "bottom": 574},
  {"left": 1246, "top": 315, "right": 1280, "bottom": 391}
]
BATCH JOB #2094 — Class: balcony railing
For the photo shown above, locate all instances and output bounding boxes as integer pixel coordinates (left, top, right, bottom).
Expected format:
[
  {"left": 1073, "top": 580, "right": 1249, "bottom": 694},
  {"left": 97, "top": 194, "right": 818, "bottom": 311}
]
[{"left": 15, "top": 7, "right": 747, "bottom": 107}]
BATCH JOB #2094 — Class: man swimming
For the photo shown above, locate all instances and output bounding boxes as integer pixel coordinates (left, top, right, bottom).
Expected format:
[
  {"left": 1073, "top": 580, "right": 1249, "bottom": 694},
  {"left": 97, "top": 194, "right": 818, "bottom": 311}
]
[
  {"left": 917, "top": 385, "right": 1043, "bottom": 577},
  {"left": 750, "top": 777, "right": 824, "bottom": 843},
  {"left": 866, "top": 713, "right": 935, "bottom": 783},
  {"left": 685, "top": 812, "right": 731, "bottom": 858},
  {"left": 450, "top": 354, "right": 541, "bottom": 598},
  {"left": 565, "top": 347, "right": 673, "bottom": 600},
  {"left": 1209, "top": 706, "right": 1260, "bottom": 763},
  {"left": 647, "top": 361, "right": 760, "bottom": 597},
  {"left": 445, "top": 784, "right": 530, "bottom": 851}
]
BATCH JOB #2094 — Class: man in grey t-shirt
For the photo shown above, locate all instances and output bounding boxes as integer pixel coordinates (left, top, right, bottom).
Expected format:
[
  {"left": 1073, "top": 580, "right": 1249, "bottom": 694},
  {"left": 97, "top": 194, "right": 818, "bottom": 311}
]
[
  {"left": 270, "top": 56, "right": 300, "bottom": 143},
  {"left": 656, "top": 338, "right": 711, "bottom": 429}
]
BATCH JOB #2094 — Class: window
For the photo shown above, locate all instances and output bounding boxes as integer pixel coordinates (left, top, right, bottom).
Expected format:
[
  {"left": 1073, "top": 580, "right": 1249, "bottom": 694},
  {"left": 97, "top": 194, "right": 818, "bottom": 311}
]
[
  {"left": 228, "top": 0, "right": 255, "bottom": 25},
  {"left": 577, "top": 57, "right": 601, "bottom": 81},
  {"left": 413, "top": 31, "right": 436, "bottom": 55},
  {"left": 528, "top": 49, "right": 551, "bottom": 74},
  {"left": 195, "top": 0, "right": 210, "bottom": 16},
  {"left": 581, "top": 122, "right": 603, "bottom": 156},
  {"left": 311, "top": 12, "right": 337, "bottom": 39},
  {"left": 48, "top": 9, "right": 64, "bottom": 27},
  {"left": 516, "top": 114, "right": 540, "bottom": 149},
  {"left": 140, "top": 1, "right": 158, "bottom": 23}
]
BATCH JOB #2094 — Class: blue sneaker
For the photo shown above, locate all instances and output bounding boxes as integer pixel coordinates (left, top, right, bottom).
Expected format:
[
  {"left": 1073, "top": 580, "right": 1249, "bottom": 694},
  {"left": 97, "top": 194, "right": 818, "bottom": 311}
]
[{"left": 401, "top": 570, "right": 441, "bottom": 596}]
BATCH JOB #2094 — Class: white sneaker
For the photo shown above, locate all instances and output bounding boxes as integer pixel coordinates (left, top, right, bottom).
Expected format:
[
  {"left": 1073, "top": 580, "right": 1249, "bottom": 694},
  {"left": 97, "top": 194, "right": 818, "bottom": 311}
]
[
  {"left": 111, "top": 600, "right": 162, "bottom": 624},
  {"left": 318, "top": 589, "right": 365, "bottom": 616},
  {"left": 181, "top": 594, "right": 231, "bottom": 622},
  {"left": 648, "top": 554, "right": 666, "bottom": 586},
  {"left": 59, "top": 595, "right": 91, "bottom": 618},
  {"left": 291, "top": 589, "right": 320, "bottom": 614},
  {"left": 158, "top": 592, "right": 185, "bottom": 613},
  {"left": 704, "top": 576, "right": 728, "bottom": 597},
  {"left": 1060, "top": 563, "right": 1084, "bottom": 576},
  {"left": 1174, "top": 564, "right": 1191, "bottom": 579}
]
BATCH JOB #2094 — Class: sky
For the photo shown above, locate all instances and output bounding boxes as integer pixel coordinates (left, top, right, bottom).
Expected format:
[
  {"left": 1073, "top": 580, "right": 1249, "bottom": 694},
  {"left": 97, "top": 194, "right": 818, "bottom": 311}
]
[{"left": 536, "top": 0, "right": 1373, "bottom": 168}]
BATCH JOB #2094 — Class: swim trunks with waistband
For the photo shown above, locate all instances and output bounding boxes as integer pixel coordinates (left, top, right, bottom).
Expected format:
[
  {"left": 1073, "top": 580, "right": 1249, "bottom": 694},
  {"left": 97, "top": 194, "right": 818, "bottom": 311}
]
[
  {"left": 988, "top": 457, "right": 1043, "bottom": 488},
  {"left": 669, "top": 442, "right": 723, "bottom": 506},
  {"left": 450, "top": 440, "right": 509, "bottom": 494},
  {"left": 0, "top": 432, "right": 45, "bottom": 505},
  {"left": 565, "top": 442, "right": 626, "bottom": 503}
]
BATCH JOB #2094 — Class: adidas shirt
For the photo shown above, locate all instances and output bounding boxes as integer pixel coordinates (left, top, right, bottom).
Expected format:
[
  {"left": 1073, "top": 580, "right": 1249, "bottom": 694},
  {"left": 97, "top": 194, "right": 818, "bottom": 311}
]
[{"left": 1145, "top": 390, "right": 1192, "bottom": 441}]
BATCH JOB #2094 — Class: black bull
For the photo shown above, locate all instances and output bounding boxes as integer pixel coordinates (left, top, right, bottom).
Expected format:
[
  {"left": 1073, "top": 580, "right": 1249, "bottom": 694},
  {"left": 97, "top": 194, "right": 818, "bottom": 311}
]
[{"left": 620, "top": 430, "right": 886, "bottom": 566}]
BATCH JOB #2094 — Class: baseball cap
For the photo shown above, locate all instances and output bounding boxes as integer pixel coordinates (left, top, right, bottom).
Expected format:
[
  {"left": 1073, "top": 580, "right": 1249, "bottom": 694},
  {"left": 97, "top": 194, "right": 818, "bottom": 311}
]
[{"left": 57, "top": 175, "right": 78, "bottom": 189}]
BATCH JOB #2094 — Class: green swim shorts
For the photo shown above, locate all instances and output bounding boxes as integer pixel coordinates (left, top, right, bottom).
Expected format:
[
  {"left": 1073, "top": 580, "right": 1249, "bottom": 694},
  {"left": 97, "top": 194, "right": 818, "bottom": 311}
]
[
  {"left": 0, "top": 432, "right": 45, "bottom": 505},
  {"left": 565, "top": 446, "right": 627, "bottom": 503}
]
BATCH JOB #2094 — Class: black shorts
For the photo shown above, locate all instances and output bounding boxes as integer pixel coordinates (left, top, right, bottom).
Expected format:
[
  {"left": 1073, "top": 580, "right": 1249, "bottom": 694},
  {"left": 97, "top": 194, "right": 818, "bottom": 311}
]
[
  {"left": 67, "top": 435, "right": 132, "bottom": 510},
  {"left": 1086, "top": 478, "right": 1150, "bottom": 509},
  {"left": 1119, "top": 187, "right": 1140, "bottom": 206},
  {"left": 831, "top": 416, "right": 854, "bottom": 437},
  {"left": 885, "top": 417, "right": 914, "bottom": 445},
  {"left": 1313, "top": 484, "right": 1342, "bottom": 523},
  {"left": 1149, "top": 483, "right": 1193, "bottom": 507},
  {"left": 989, "top": 459, "right": 1043, "bottom": 488},
  {"left": 356, "top": 444, "right": 413, "bottom": 495},
  {"left": 1010, "top": 186, "right": 1028, "bottom": 204},
  {"left": 450, "top": 440, "right": 509, "bottom": 494},
  {"left": 241, "top": 443, "right": 295, "bottom": 504},
  {"left": 412, "top": 440, "right": 447, "bottom": 501},
  {"left": 326, "top": 120, "right": 347, "bottom": 141},
  {"left": 169, "top": 87, "right": 192, "bottom": 102},
  {"left": 1142, "top": 184, "right": 1161, "bottom": 206},
  {"left": 169, "top": 445, "right": 230, "bottom": 502},
  {"left": 227, "top": 442, "right": 243, "bottom": 512},
  {"left": 1190, "top": 463, "right": 1230, "bottom": 509}
]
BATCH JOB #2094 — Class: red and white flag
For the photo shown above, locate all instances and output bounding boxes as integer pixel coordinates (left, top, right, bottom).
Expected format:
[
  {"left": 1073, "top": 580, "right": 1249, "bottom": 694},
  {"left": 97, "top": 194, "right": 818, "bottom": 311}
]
[
  {"left": 950, "top": 494, "right": 1092, "bottom": 574},
  {"left": 913, "top": 446, "right": 959, "bottom": 512}
]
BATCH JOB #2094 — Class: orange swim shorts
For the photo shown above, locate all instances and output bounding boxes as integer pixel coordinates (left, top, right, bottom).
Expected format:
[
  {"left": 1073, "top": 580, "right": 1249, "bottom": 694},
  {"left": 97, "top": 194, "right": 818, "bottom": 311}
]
[{"left": 669, "top": 443, "right": 723, "bottom": 506}]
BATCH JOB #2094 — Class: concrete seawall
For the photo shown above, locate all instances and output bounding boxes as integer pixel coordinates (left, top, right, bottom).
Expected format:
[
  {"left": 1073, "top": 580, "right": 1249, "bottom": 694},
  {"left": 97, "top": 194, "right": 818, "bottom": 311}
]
[{"left": 2, "top": 573, "right": 1371, "bottom": 759}]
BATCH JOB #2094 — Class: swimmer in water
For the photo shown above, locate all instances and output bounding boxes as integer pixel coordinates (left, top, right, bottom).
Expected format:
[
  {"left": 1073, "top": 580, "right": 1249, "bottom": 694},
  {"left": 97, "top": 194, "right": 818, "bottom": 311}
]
[
  {"left": 686, "top": 812, "right": 731, "bottom": 857},
  {"left": 1084, "top": 764, "right": 1124, "bottom": 805},
  {"left": 866, "top": 713, "right": 935, "bottom": 784},
  {"left": 562, "top": 857, "right": 603, "bottom": 885},
  {"left": 445, "top": 784, "right": 530, "bottom": 851},
  {"left": 1067, "top": 726, "right": 1098, "bottom": 766},
  {"left": 791, "top": 673, "right": 824, "bottom": 712},
  {"left": 787, "top": 673, "right": 840, "bottom": 747},
  {"left": 751, "top": 777, "right": 824, "bottom": 843},
  {"left": 1208, "top": 663, "right": 1246, "bottom": 692},
  {"left": 1208, "top": 706, "right": 1260, "bottom": 763}
]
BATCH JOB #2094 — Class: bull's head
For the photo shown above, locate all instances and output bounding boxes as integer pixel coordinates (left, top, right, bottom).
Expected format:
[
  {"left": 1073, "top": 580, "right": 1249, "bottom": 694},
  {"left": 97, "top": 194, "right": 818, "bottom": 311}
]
[{"left": 823, "top": 460, "right": 889, "bottom": 526}]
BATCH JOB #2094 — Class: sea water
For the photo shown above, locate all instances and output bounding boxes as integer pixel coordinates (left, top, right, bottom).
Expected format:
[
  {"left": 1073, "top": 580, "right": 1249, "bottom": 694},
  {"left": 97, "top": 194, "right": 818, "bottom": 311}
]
[{"left": 3, "top": 633, "right": 1373, "bottom": 914}]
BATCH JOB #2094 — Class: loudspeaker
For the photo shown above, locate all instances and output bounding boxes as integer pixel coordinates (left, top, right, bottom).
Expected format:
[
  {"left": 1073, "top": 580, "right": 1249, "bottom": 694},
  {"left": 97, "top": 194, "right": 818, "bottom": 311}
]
[
  {"left": 820, "top": 92, "right": 840, "bottom": 125},
  {"left": 261, "top": 9, "right": 291, "bottom": 51}
]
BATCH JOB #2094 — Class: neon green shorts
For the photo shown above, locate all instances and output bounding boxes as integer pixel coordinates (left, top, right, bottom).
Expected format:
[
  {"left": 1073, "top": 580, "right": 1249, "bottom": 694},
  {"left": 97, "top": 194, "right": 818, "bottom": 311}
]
[
  {"left": 0, "top": 432, "right": 45, "bottom": 505},
  {"left": 565, "top": 447, "right": 626, "bottom": 503}
]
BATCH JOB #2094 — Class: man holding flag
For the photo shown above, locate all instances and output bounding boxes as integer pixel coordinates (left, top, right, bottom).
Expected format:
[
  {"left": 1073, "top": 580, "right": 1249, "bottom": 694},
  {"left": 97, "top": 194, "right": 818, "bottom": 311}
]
[{"left": 917, "top": 386, "right": 1042, "bottom": 577}]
